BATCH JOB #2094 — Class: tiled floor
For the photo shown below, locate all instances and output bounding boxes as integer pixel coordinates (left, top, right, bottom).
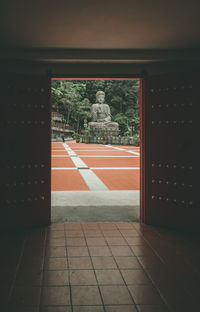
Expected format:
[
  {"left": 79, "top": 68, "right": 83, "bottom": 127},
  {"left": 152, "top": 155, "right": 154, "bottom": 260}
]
[{"left": 1, "top": 222, "right": 200, "bottom": 312}]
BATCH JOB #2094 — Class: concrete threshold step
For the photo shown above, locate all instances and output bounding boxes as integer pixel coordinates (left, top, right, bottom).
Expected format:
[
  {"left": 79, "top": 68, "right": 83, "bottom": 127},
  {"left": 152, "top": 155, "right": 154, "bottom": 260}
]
[
  {"left": 51, "top": 205, "right": 139, "bottom": 223},
  {"left": 51, "top": 190, "right": 139, "bottom": 207}
]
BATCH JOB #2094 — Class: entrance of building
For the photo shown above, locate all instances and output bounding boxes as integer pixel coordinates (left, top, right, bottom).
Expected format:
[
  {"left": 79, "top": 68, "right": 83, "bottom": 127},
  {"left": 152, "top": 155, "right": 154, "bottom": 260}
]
[
  {"left": 51, "top": 78, "right": 142, "bottom": 222},
  {"left": 1, "top": 70, "right": 195, "bottom": 232}
]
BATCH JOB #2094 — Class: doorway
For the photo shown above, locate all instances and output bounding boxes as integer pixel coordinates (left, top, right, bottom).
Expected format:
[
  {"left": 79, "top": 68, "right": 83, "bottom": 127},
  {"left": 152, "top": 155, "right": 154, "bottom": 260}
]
[{"left": 51, "top": 78, "right": 142, "bottom": 223}]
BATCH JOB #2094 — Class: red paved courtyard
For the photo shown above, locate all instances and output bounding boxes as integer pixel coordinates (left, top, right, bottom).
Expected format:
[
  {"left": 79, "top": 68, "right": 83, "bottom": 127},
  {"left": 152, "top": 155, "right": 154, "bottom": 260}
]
[{"left": 51, "top": 141, "right": 140, "bottom": 191}]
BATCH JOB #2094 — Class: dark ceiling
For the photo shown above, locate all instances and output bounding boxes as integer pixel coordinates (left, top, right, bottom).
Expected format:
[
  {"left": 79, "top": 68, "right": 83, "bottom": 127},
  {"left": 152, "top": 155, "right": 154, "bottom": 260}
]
[{"left": 1, "top": 0, "right": 200, "bottom": 62}]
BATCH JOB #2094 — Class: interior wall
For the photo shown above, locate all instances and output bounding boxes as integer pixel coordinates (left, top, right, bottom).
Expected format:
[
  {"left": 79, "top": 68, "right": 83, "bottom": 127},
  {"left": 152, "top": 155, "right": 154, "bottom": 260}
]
[{"left": 1, "top": 60, "right": 200, "bottom": 77}]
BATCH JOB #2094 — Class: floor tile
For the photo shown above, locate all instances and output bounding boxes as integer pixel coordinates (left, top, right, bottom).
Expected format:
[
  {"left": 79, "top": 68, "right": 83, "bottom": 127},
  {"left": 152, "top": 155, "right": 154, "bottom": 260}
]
[
  {"left": 99, "top": 223, "right": 117, "bottom": 230},
  {"left": 105, "top": 306, "right": 137, "bottom": 312},
  {"left": 125, "top": 237, "right": 147, "bottom": 246},
  {"left": 137, "top": 255, "right": 164, "bottom": 269},
  {"left": 15, "top": 268, "right": 43, "bottom": 286},
  {"left": 19, "top": 257, "right": 43, "bottom": 271},
  {"left": 67, "top": 246, "right": 89, "bottom": 257},
  {"left": 136, "top": 305, "right": 169, "bottom": 312},
  {"left": 92, "top": 256, "right": 117, "bottom": 269},
  {"left": 43, "top": 270, "right": 69, "bottom": 286},
  {"left": 71, "top": 286, "right": 102, "bottom": 305},
  {"left": 120, "top": 230, "right": 139, "bottom": 237},
  {"left": 40, "top": 307, "right": 72, "bottom": 312},
  {"left": 69, "top": 269, "right": 97, "bottom": 285},
  {"left": 68, "top": 257, "right": 93, "bottom": 269},
  {"left": 144, "top": 267, "right": 174, "bottom": 286},
  {"left": 9, "top": 286, "right": 41, "bottom": 306},
  {"left": 27, "top": 229, "right": 46, "bottom": 243},
  {"left": 73, "top": 306, "right": 104, "bottom": 312},
  {"left": 5, "top": 306, "right": 39, "bottom": 312},
  {"left": 86, "top": 237, "right": 107, "bottom": 246},
  {"left": 48, "top": 223, "right": 65, "bottom": 230},
  {"left": 110, "top": 246, "right": 134, "bottom": 256},
  {"left": 47, "top": 230, "right": 65, "bottom": 239},
  {"left": 84, "top": 230, "right": 103, "bottom": 237},
  {"left": 128, "top": 285, "right": 164, "bottom": 304},
  {"left": 65, "top": 223, "right": 82, "bottom": 230},
  {"left": 41, "top": 286, "right": 71, "bottom": 305},
  {"left": 82, "top": 223, "right": 100, "bottom": 230},
  {"left": 116, "top": 223, "right": 136, "bottom": 229},
  {"left": 46, "top": 238, "right": 66, "bottom": 247},
  {"left": 96, "top": 269, "right": 124, "bottom": 285},
  {"left": 22, "top": 243, "right": 45, "bottom": 256},
  {"left": 130, "top": 246, "right": 154, "bottom": 256},
  {"left": 89, "top": 246, "right": 112, "bottom": 256},
  {"left": 21, "top": 252, "right": 45, "bottom": 267},
  {"left": 115, "top": 257, "right": 142, "bottom": 269},
  {"left": 65, "top": 230, "right": 84, "bottom": 237},
  {"left": 102, "top": 230, "right": 122, "bottom": 237},
  {"left": 106, "top": 237, "right": 128, "bottom": 246},
  {"left": 44, "top": 258, "right": 68, "bottom": 270},
  {"left": 120, "top": 269, "right": 151, "bottom": 284},
  {"left": 46, "top": 247, "right": 67, "bottom": 258},
  {"left": 100, "top": 285, "right": 133, "bottom": 304},
  {"left": 66, "top": 237, "right": 86, "bottom": 246}
]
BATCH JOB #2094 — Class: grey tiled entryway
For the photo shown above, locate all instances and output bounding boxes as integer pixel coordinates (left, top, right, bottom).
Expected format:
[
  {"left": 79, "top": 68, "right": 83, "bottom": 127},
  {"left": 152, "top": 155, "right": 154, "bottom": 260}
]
[{"left": 1, "top": 222, "right": 200, "bottom": 312}]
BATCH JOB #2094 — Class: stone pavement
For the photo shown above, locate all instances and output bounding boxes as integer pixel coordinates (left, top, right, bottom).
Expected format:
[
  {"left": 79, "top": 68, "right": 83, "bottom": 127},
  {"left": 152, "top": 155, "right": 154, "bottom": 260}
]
[{"left": 51, "top": 142, "right": 140, "bottom": 222}]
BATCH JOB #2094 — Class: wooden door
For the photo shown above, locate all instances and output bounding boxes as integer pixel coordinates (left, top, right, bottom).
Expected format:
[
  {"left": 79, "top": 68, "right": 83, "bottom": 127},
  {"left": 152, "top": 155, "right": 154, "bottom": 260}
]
[
  {"left": 0, "top": 74, "right": 51, "bottom": 229},
  {"left": 142, "top": 71, "right": 197, "bottom": 230}
]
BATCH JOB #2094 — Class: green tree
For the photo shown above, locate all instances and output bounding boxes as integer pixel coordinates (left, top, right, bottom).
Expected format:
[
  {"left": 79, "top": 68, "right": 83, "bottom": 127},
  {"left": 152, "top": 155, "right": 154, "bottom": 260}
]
[
  {"left": 51, "top": 80, "right": 87, "bottom": 127},
  {"left": 51, "top": 79, "right": 140, "bottom": 136},
  {"left": 71, "top": 97, "right": 91, "bottom": 132}
]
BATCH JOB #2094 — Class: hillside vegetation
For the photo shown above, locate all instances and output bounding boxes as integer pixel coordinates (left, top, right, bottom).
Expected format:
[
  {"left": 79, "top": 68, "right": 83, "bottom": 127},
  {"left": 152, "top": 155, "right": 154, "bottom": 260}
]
[{"left": 51, "top": 79, "right": 140, "bottom": 136}]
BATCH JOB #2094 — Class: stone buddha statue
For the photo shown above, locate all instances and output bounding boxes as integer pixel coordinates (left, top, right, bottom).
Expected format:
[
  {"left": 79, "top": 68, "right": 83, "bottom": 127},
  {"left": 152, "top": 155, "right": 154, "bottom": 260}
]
[{"left": 88, "top": 91, "right": 119, "bottom": 135}]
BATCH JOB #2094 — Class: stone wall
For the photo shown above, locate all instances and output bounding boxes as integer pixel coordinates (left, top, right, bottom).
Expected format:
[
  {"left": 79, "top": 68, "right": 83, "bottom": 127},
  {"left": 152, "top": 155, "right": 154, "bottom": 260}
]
[{"left": 81, "top": 135, "right": 139, "bottom": 146}]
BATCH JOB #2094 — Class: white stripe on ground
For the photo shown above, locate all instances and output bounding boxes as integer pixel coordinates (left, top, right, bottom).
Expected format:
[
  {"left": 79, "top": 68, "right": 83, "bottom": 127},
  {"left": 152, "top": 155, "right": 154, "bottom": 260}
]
[
  {"left": 71, "top": 157, "right": 89, "bottom": 168},
  {"left": 106, "top": 144, "right": 140, "bottom": 156},
  {"left": 63, "top": 143, "right": 109, "bottom": 190},
  {"left": 68, "top": 151, "right": 77, "bottom": 156},
  {"left": 91, "top": 167, "right": 140, "bottom": 170},
  {"left": 126, "top": 151, "right": 140, "bottom": 155},
  {"left": 79, "top": 169, "right": 108, "bottom": 190}
]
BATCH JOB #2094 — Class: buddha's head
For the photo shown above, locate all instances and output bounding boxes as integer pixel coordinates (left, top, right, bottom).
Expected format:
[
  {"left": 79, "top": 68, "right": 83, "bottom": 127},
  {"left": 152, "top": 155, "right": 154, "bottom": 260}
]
[{"left": 96, "top": 91, "right": 105, "bottom": 104}]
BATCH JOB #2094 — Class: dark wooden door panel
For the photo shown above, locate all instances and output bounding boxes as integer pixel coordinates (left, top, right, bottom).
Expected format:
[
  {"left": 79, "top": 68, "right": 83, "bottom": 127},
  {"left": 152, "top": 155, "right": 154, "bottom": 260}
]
[
  {"left": 0, "top": 74, "right": 51, "bottom": 229},
  {"left": 144, "top": 71, "right": 196, "bottom": 230}
]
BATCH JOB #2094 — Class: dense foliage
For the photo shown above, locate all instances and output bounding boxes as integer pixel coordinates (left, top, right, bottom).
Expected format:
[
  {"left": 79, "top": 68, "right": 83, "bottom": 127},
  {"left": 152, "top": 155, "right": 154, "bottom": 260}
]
[{"left": 51, "top": 79, "right": 140, "bottom": 136}]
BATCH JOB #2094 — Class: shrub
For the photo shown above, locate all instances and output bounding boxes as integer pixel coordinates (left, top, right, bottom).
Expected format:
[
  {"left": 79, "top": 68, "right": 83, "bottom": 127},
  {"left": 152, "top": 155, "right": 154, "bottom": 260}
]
[{"left": 132, "top": 133, "right": 140, "bottom": 146}]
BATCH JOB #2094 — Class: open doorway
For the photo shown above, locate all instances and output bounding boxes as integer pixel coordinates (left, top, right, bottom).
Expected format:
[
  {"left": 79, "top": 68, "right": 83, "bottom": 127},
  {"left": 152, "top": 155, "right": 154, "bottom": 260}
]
[{"left": 51, "top": 78, "right": 142, "bottom": 223}]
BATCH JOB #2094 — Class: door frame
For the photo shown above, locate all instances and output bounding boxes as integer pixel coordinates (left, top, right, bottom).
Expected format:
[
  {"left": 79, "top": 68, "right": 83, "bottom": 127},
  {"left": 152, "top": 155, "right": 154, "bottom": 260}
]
[{"left": 50, "top": 74, "right": 146, "bottom": 223}]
